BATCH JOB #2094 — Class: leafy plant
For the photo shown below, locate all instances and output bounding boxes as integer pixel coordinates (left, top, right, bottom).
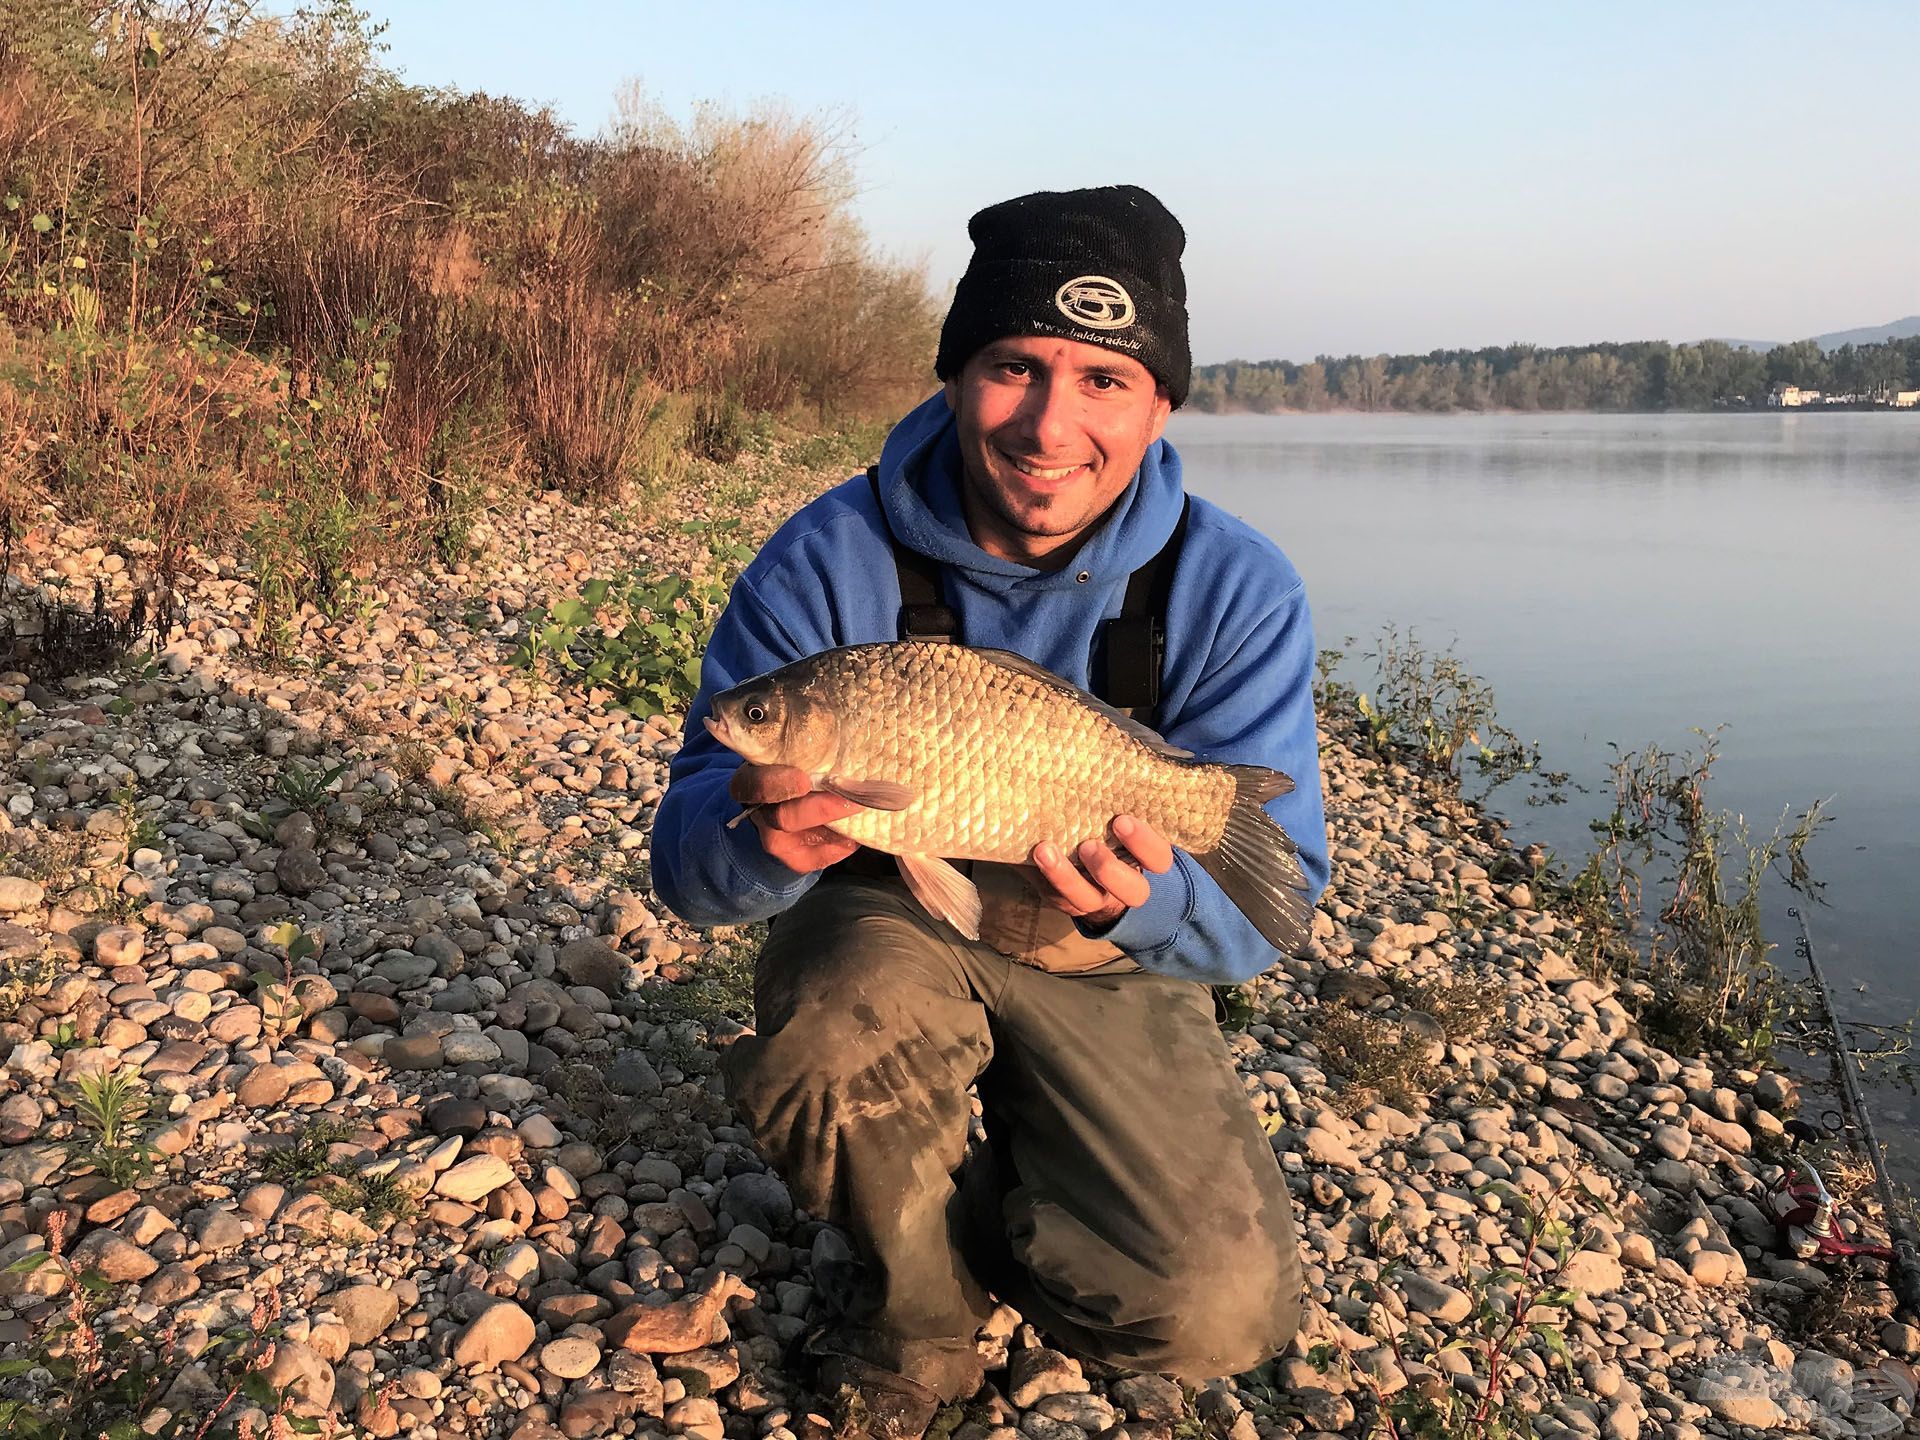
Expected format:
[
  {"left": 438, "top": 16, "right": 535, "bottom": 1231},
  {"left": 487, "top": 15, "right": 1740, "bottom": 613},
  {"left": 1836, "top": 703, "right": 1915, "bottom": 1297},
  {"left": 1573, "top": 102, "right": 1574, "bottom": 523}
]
[
  {"left": 1309, "top": 1180, "right": 1597, "bottom": 1439},
  {"left": 252, "top": 922, "right": 321, "bottom": 1045},
  {"left": 274, "top": 758, "right": 349, "bottom": 813},
  {"left": 259, "top": 1116, "right": 357, "bottom": 1184},
  {"left": 0, "top": 1212, "right": 315, "bottom": 1438},
  {"left": 62, "top": 1068, "right": 162, "bottom": 1189},
  {"left": 1573, "top": 730, "right": 1829, "bottom": 1060},
  {"left": 511, "top": 518, "right": 753, "bottom": 717}
]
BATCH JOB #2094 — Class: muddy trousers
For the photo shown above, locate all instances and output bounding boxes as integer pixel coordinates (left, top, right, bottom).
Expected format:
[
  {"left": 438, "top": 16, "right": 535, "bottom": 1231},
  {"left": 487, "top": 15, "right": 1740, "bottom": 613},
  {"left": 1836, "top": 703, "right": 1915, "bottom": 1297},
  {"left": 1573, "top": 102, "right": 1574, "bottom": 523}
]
[{"left": 721, "top": 877, "right": 1303, "bottom": 1400}]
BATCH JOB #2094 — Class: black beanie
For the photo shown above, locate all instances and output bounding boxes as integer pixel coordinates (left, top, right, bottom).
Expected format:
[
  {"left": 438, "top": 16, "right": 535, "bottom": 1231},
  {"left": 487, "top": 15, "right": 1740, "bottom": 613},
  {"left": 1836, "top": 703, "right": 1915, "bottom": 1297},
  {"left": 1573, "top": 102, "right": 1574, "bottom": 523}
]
[{"left": 935, "top": 184, "right": 1191, "bottom": 408}]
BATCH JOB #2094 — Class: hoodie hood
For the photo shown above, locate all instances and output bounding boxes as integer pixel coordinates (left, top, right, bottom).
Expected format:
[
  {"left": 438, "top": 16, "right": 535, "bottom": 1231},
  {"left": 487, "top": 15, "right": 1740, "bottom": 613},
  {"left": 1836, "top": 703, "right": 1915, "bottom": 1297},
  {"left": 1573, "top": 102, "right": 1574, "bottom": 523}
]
[{"left": 872, "top": 391, "right": 1185, "bottom": 591}]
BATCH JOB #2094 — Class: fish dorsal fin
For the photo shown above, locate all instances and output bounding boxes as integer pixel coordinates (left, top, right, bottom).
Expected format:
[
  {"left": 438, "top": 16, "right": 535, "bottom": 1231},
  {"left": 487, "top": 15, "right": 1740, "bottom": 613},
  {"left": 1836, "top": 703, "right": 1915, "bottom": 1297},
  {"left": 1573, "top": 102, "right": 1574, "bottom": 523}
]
[{"left": 968, "top": 646, "right": 1194, "bottom": 760}]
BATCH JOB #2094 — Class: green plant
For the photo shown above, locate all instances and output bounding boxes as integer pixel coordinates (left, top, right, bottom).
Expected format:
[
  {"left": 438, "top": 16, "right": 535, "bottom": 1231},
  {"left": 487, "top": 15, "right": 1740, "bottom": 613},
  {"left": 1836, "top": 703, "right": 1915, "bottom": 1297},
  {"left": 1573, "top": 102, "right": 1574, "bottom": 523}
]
[
  {"left": 252, "top": 922, "right": 323, "bottom": 1046},
  {"left": 512, "top": 519, "right": 752, "bottom": 717},
  {"left": 1309, "top": 1181, "right": 1595, "bottom": 1439},
  {"left": 1575, "top": 730, "right": 1828, "bottom": 1060},
  {"left": 1, "top": 1211, "right": 315, "bottom": 1439},
  {"left": 275, "top": 758, "right": 349, "bottom": 813},
  {"left": 643, "top": 925, "right": 764, "bottom": 1026},
  {"left": 109, "top": 783, "right": 162, "bottom": 853},
  {"left": 1312, "top": 1007, "right": 1442, "bottom": 1117},
  {"left": 1356, "top": 626, "right": 1548, "bottom": 795},
  {"left": 259, "top": 1116, "right": 357, "bottom": 1185},
  {"left": 62, "top": 1068, "right": 162, "bottom": 1189}
]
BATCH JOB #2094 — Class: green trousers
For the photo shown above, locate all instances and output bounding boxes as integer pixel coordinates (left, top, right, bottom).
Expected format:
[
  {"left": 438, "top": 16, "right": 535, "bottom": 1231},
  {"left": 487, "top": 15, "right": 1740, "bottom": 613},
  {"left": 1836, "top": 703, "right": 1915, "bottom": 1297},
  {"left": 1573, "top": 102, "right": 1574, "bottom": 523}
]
[{"left": 721, "top": 875, "right": 1303, "bottom": 1399}]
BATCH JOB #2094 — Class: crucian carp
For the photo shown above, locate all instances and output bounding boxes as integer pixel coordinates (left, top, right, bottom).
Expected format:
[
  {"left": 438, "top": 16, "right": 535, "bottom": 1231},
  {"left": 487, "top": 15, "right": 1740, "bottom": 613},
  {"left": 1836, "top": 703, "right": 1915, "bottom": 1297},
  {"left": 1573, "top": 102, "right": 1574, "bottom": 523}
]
[{"left": 703, "top": 641, "right": 1312, "bottom": 952}]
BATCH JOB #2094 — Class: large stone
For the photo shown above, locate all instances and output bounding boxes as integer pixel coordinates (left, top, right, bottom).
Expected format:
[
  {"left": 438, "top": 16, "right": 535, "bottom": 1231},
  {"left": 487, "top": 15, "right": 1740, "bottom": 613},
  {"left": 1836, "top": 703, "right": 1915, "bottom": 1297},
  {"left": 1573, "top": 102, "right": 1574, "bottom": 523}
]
[
  {"left": 540, "top": 1335, "right": 603, "bottom": 1381},
  {"left": 604, "top": 1273, "right": 753, "bottom": 1356},
  {"left": 557, "top": 938, "right": 627, "bottom": 995},
  {"left": 275, "top": 846, "right": 329, "bottom": 896},
  {"left": 452, "top": 1299, "right": 534, "bottom": 1370},
  {"left": 0, "top": 877, "right": 45, "bottom": 913},
  {"left": 1557, "top": 1249, "right": 1626, "bottom": 1296},
  {"left": 1007, "top": 1346, "right": 1087, "bottom": 1408},
  {"left": 329, "top": 1284, "right": 403, "bottom": 1347},
  {"left": 261, "top": 1338, "right": 335, "bottom": 1412},
  {"left": 381, "top": 1035, "right": 445, "bottom": 1071},
  {"left": 441, "top": 1031, "right": 502, "bottom": 1066},
  {"left": 1398, "top": 1271, "right": 1473, "bottom": 1323},
  {"left": 71, "top": 1229, "right": 159, "bottom": 1283},
  {"left": 434, "top": 1154, "right": 515, "bottom": 1202}
]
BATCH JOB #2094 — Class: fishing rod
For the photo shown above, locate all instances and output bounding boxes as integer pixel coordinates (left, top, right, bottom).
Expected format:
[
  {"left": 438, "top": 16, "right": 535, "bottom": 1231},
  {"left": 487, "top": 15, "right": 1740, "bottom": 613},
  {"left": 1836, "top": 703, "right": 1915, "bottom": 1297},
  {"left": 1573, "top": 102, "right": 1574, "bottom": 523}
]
[{"left": 1787, "top": 903, "right": 1920, "bottom": 1314}]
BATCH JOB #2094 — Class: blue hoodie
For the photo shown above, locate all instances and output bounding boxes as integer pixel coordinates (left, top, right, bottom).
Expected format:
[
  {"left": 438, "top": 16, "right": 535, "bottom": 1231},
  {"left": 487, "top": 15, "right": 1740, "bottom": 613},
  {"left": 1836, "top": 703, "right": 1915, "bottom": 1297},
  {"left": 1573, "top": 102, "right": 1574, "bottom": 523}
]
[{"left": 651, "top": 392, "right": 1329, "bottom": 985}]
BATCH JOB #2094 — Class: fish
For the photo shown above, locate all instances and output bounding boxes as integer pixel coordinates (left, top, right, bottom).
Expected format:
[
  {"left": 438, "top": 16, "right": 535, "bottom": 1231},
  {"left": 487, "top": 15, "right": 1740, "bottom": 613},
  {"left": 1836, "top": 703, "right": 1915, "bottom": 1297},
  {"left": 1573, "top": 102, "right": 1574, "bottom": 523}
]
[{"left": 702, "top": 641, "right": 1312, "bottom": 952}]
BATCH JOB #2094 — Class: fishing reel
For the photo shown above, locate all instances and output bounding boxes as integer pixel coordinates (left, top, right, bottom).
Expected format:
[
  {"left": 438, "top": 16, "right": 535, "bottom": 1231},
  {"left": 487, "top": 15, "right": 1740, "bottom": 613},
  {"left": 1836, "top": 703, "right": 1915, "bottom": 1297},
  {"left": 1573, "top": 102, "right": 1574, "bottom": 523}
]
[{"left": 1761, "top": 1116, "right": 1896, "bottom": 1265}]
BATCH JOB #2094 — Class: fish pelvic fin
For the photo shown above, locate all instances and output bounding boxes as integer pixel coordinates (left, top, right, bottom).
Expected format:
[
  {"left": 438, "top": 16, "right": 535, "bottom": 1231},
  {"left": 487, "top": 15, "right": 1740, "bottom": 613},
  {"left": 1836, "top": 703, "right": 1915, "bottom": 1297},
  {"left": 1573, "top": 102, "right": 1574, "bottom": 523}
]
[
  {"left": 895, "top": 854, "right": 983, "bottom": 941},
  {"left": 821, "top": 776, "right": 916, "bottom": 811},
  {"left": 1190, "top": 764, "right": 1311, "bottom": 954}
]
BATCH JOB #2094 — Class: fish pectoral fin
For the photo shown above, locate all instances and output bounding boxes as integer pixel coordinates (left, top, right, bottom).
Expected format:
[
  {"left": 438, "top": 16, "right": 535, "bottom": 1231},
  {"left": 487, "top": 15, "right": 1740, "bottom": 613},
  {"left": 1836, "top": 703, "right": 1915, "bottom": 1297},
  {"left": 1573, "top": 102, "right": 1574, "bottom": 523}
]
[
  {"left": 896, "top": 854, "right": 983, "bottom": 941},
  {"left": 822, "top": 776, "right": 916, "bottom": 811}
]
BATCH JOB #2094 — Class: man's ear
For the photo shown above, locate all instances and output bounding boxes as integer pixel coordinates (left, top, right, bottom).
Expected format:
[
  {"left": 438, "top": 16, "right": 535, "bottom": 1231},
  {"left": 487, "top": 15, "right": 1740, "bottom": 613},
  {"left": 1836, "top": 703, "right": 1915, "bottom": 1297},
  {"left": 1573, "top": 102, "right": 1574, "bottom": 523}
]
[{"left": 942, "top": 376, "right": 960, "bottom": 412}]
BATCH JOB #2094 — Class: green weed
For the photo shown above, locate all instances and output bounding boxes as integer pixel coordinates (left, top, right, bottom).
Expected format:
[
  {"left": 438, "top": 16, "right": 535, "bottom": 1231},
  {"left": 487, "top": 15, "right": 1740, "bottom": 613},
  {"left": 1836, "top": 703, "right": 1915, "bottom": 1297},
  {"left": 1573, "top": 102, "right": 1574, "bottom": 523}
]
[
  {"left": 0, "top": 1212, "right": 311, "bottom": 1439},
  {"left": 512, "top": 518, "right": 752, "bottom": 717},
  {"left": 62, "top": 1068, "right": 163, "bottom": 1189},
  {"left": 1309, "top": 1181, "right": 1598, "bottom": 1440}
]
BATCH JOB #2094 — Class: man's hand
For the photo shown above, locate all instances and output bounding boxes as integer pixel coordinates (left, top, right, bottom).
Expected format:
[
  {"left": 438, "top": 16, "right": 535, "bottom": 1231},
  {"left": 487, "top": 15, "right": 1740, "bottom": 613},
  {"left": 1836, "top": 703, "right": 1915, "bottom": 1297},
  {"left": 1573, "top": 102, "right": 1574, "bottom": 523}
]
[
  {"left": 730, "top": 763, "right": 864, "bottom": 874},
  {"left": 1028, "top": 814, "right": 1175, "bottom": 930}
]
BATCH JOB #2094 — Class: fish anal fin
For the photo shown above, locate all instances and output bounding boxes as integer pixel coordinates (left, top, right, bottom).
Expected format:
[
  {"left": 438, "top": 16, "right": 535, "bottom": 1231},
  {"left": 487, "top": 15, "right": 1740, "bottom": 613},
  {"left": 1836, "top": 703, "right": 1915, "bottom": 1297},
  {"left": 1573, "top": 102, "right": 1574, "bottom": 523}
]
[{"left": 896, "top": 854, "right": 983, "bottom": 940}]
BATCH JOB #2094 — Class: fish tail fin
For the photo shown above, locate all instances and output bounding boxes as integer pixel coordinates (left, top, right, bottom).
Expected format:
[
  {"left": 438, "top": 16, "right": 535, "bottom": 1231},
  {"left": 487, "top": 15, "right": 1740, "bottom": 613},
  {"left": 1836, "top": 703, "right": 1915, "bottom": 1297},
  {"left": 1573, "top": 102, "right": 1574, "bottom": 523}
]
[{"left": 1190, "top": 765, "right": 1312, "bottom": 954}]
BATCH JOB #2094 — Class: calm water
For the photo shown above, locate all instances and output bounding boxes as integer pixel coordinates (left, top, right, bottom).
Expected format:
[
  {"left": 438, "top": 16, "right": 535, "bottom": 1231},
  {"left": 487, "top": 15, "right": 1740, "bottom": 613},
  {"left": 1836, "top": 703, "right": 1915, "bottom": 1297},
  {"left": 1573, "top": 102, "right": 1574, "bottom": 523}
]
[{"left": 1170, "top": 411, "right": 1920, "bottom": 1170}]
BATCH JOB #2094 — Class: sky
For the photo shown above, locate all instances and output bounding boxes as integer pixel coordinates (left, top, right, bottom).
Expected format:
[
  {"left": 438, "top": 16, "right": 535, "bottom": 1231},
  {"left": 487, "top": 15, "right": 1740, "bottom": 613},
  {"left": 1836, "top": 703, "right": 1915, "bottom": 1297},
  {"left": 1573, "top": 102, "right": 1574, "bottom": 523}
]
[{"left": 355, "top": 1, "right": 1920, "bottom": 365}]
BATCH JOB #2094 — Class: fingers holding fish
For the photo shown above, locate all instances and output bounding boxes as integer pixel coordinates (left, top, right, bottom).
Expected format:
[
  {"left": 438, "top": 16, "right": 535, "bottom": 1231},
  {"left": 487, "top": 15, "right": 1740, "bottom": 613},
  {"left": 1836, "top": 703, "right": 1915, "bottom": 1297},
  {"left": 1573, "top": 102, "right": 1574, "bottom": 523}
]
[
  {"left": 1111, "top": 813, "right": 1175, "bottom": 875},
  {"left": 745, "top": 789, "right": 866, "bottom": 874},
  {"left": 1030, "top": 814, "right": 1172, "bottom": 924},
  {"left": 729, "top": 762, "right": 815, "bottom": 807}
]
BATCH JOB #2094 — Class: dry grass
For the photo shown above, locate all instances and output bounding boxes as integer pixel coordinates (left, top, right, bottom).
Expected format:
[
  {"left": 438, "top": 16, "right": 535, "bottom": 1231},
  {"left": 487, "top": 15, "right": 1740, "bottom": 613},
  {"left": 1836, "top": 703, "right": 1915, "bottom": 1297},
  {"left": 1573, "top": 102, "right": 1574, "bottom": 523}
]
[{"left": 1312, "top": 1008, "right": 1443, "bottom": 1117}]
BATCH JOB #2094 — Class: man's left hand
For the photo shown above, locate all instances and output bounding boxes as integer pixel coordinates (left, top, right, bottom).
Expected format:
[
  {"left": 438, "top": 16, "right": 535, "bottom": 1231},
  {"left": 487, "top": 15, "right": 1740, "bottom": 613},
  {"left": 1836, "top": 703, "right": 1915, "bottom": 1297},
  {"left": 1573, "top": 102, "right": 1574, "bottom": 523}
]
[{"left": 1028, "top": 813, "right": 1175, "bottom": 930}]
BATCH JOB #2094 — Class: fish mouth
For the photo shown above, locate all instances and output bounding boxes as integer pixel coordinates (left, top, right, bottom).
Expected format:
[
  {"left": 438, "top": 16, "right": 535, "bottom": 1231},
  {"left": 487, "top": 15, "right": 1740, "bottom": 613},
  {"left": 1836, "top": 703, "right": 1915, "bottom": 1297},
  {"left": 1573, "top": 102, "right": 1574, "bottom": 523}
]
[{"left": 703, "top": 714, "right": 739, "bottom": 753}]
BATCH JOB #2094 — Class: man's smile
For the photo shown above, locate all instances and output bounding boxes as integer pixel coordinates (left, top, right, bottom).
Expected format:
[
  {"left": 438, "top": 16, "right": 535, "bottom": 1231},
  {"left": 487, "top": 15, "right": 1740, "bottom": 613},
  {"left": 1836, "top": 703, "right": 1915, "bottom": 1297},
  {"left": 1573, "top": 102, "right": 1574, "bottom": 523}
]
[{"left": 1001, "top": 450, "right": 1091, "bottom": 485}]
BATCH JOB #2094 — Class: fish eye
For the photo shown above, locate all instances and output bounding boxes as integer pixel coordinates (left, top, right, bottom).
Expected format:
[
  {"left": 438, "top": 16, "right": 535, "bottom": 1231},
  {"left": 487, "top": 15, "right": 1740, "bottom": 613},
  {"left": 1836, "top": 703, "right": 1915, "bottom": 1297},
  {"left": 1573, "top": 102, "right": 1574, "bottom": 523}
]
[{"left": 745, "top": 703, "right": 768, "bottom": 724}]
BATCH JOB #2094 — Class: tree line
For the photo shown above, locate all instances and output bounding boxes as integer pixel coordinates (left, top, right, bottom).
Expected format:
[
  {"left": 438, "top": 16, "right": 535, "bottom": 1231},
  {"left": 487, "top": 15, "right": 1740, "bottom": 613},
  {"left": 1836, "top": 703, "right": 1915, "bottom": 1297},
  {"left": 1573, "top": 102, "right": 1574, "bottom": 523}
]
[{"left": 1188, "top": 335, "right": 1920, "bottom": 413}]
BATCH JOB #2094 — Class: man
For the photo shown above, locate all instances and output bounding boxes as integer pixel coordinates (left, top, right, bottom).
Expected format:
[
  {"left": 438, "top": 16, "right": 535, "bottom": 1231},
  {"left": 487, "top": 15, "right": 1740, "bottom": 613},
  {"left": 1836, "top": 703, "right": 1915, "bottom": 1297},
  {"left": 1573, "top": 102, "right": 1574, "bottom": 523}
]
[{"left": 653, "top": 186, "right": 1330, "bottom": 1437}]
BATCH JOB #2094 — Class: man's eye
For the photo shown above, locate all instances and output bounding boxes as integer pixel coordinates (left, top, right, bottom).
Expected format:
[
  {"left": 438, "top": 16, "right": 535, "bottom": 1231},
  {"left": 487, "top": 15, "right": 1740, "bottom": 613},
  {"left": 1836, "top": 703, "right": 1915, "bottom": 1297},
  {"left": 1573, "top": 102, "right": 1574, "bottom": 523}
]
[
  {"left": 1001, "top": 362, "right": 1030, "bottom": 377},
  {"left": 1089, "top": 375, "right": 1118, "bottom": 391}
]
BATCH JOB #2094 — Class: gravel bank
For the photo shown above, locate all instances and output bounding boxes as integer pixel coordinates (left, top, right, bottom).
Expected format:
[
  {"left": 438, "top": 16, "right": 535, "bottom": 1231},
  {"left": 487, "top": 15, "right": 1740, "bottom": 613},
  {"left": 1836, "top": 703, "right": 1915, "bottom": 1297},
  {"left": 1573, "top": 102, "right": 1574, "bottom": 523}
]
[{"left": 1, "top": 461, "right": 1913, "bottom": 1440}]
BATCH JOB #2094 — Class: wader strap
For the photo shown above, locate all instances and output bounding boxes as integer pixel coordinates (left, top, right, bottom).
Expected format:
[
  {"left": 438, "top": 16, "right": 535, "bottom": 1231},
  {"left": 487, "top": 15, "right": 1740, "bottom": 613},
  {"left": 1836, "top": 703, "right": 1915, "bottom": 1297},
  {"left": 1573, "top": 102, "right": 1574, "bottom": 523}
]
[
  {"left": 1100, "top": 495, "right": 1189, "bottom": 720},
  {"left": 866, "top": 465, "right": 1190, "bottom": 716},
  {"left": 869, "top": 466, "right": 959, "bottom": 642}
]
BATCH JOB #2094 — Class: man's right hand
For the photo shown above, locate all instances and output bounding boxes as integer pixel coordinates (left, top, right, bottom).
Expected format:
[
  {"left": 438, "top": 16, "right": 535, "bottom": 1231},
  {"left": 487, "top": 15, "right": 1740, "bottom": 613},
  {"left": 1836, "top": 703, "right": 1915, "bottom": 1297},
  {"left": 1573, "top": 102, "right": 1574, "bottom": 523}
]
[{"left": 729, "top": 764, "right": 864, "bottom": 874}]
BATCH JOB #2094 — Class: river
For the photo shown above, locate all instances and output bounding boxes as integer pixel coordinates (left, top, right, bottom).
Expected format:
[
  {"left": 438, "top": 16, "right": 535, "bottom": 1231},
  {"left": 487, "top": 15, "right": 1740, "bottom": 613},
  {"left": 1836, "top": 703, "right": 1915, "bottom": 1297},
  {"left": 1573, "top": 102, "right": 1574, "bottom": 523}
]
[{"left": 1169, "top": 410, "right": 1920, "bottom": 1175}]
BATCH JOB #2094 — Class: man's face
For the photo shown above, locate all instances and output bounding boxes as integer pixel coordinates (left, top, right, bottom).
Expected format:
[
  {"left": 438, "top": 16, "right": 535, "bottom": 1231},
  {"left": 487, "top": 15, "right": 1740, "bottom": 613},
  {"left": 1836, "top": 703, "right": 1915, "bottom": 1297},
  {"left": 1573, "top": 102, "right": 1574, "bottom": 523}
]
[{"left": 944, "top": 336, "right": 1173, "bottom": 569}]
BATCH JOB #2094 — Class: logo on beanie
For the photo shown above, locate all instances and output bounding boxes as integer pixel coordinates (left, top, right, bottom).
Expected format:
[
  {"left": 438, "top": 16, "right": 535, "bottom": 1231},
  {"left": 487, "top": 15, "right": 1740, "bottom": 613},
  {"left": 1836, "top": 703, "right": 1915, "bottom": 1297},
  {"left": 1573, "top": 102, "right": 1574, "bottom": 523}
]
[{"left": 1054, "top": 275, "right": 1135, "bottom": 330}]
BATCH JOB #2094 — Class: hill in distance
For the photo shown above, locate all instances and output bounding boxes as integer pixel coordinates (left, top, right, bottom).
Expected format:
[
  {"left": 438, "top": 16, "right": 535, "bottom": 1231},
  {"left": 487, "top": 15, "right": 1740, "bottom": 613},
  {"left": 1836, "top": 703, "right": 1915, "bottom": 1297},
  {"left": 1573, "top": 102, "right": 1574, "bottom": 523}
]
[{"left": 1707, "top": 315, "right": 1920, "bottom": 353}]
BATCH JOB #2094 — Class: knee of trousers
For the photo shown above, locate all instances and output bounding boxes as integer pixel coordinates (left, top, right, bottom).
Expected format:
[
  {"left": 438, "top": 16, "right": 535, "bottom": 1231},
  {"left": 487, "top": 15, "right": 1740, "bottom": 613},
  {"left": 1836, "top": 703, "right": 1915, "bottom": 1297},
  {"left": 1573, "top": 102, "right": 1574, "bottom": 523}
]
[
  {"left": 1013, "top": 1198, "right": 1303, "bottom": 1382},
  {"left": 722, "top": 968, "right": 989, "bottom": 1200},
  {"left": 1095, "top": 1246, "right": 1302, "bottom": 1382}
]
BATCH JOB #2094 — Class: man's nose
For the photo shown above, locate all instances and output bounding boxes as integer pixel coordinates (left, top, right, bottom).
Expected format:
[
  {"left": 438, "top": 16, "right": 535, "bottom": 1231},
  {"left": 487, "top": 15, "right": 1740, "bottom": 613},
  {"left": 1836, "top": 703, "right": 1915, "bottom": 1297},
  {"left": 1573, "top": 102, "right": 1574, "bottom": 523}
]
[{"left": 1014, "top": 374, "right": 1078, "bottom": 454}]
